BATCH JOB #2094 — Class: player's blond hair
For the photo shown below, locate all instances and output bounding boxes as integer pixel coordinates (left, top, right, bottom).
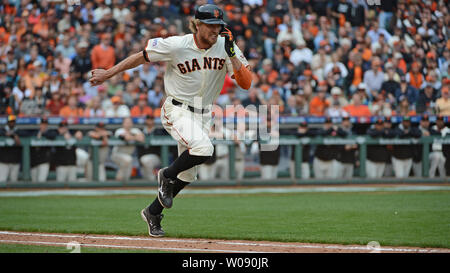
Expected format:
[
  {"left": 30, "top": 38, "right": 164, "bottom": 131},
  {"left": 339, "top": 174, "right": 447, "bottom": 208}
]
[{"left": 189, "top": 18, "right": 201, "bottom": 34}]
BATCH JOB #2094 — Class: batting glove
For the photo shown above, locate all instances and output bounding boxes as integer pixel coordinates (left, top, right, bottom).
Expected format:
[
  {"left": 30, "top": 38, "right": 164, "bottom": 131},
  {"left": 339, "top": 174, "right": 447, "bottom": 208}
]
[{"left": 220, "top": 27, "right": 236, "bottom": 58}]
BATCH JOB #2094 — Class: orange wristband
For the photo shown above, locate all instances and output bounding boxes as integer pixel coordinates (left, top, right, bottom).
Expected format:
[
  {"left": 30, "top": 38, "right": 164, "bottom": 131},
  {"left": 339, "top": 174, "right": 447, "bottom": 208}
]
[{"left": 233, "top": 65, "right": 252, "bottom": 90}]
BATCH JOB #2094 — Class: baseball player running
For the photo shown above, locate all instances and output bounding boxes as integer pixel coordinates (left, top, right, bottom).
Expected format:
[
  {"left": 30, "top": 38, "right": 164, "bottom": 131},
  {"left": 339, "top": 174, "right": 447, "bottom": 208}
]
[{"left": 89, "top": 4, "right": 252, "bottom": 237}]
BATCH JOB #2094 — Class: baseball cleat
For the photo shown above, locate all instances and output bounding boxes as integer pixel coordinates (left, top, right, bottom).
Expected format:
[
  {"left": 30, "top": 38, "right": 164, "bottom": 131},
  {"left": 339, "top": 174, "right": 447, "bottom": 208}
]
[
  {"left": 157, "top": 167, "right": 174, "bottom": 209},
  {"left": 140, "top": 208, "right": 165, "bottom": 237}
]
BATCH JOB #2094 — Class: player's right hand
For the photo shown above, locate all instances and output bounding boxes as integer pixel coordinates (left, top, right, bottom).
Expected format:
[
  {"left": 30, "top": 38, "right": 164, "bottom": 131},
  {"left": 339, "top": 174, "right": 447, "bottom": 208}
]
[{"left": 89, "top": 69, "right": 108, "bottom": 86}]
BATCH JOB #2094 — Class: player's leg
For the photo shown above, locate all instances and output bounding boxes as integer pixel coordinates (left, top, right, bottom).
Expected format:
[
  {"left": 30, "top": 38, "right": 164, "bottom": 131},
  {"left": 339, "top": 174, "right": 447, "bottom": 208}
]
[
  {"left": 37, "top": 163, "right": 50, "bottom": 182},
  {"left": 301, "top": 162, "right": 310, "bottom": 179},
  {"left": 0, "top": 163, "right": 9, "bottom": 182},
  {"left": 56, "top": 166, "right": 68, "bottom": 182},
  {"left": 9, "top": 164, "right": 19, "bottom": 182},
  {"left": 142, "top": 177, "right": 190, "bottom": 237},
  {"left": 157, "top": 109, "right": 213, "bottom": 208},
  {"left": 438, "top": 152, "right": 446, "bottom": 178},
  {"left": 31, "top": 166, "right": 38, "bottom": 183}
]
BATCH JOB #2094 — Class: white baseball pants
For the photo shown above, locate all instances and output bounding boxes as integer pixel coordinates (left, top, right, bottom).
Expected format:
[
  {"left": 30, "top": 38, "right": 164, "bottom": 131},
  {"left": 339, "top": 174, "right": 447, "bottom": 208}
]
[
  {"left": 31, "top": 163, "right": 50, "bottom": 183},
  {"left": 161, "top": 97, "right": 213, "bottom": 182},
  {"left": 365, "top": 160, "right": 386, "bottom": 178},
  {"left": 140, "top": 154, "right": 161, "bottom": 180},
  {"left": 0, "top": 163, "right": 20, "bottom": 182}
]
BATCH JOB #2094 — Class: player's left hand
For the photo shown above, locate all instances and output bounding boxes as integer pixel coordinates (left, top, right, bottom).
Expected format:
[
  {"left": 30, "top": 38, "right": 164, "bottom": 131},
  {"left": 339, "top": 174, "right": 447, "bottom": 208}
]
[
  {"left": 89, "top": 69, "right": 108, "bottom": 86},
  {"left": 220, "top": 27, "right": 236, "bottom": 58}
]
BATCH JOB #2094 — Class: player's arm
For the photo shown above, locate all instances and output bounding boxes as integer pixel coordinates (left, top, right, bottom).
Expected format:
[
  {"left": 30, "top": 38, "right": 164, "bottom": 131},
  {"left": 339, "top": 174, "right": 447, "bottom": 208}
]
[
  {"left": 89, "top": 52, "right": 147, "bottom": 86},
  {"left": 221, "top": 28, "right": 252, "bottom": 90}
]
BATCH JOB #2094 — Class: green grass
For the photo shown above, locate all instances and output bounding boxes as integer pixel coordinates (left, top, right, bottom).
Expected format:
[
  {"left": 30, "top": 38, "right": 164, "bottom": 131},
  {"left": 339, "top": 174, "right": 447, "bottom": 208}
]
[
  {"left": 0, "top": 191, "right": 449, "bottom": 248},
  {"left": 0, "top": 243, "right": 165, "bottom": 253}
]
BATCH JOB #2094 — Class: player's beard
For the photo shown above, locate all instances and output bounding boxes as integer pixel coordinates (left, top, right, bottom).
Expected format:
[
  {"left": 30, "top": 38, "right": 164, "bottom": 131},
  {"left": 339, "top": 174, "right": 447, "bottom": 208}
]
[{"left": 197, "top": 31, "right": 218, "bottom": 48}]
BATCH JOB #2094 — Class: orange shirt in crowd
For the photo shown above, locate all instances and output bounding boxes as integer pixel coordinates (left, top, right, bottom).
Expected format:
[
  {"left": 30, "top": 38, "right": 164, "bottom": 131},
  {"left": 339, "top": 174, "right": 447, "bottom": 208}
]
[
  {"left": 153, "top": 108, "right": 161, "bottom": 118},
  {"left": 130, "top": 105, "right": 153, "bottom": 117},
  {"left": 59, "top": 106, "right": 84, "bottom": 117},
  {"left": 91, "top": 44, "right": 116, "bottom": 70},
  {"left": 352, "top": 66, "right": 363, "bottom": 87},
  {"left": 309, "top": 97, "right": 329, "bottom": 116},
  {"left": 343, "top": 104, "right": 372, "bottom": 117},
  {"left": 408, "top": 71, "right": 424, "bottom": 90}
]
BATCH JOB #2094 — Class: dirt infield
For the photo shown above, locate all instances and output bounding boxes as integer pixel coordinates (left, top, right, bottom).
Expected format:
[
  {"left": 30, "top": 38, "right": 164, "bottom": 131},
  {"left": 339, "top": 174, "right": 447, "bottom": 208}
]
[{"left": 0, "top": 231, "right": 448, "bottom": 253}]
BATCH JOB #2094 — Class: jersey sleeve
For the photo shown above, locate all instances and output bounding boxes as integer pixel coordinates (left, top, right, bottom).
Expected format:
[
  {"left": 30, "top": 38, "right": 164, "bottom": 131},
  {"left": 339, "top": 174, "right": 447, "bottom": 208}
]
[
  {"left": 225, "top": 42, "right": 249, "bottom": 77},
  {"left": 144, "top": 37, "right": 174, "bottom": 63}
]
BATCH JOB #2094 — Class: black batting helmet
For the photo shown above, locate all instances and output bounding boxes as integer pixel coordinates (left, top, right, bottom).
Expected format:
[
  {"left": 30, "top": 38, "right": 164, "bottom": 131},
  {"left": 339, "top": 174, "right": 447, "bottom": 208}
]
[{"left": 195, "top": 4, "right": 226, "bottom": 25}]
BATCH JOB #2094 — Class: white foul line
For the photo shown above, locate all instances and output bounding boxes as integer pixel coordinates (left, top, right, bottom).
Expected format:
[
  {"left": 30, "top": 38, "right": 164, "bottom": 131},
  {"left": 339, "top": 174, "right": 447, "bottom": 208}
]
[
  {"left": 0, "top": 239, "right": 266, "bottom": 254},
  {"left": 0, "top": 231, "right": 447, "bottom": 253}
]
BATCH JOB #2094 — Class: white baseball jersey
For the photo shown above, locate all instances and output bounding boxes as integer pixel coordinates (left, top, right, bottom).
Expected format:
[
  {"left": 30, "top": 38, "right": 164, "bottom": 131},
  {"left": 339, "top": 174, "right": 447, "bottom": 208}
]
[{"left": 144, "top": 34, "right": 249, "bottom": 107}]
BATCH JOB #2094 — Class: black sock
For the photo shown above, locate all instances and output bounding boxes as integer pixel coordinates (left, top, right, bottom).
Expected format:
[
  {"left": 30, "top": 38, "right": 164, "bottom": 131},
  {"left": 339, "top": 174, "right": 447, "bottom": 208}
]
[
  {"left": 163, "top": 150, "right": 211, "bottom": 180},
  {"left": 147, "top": 178, "right": 190, "bottom": 215}
]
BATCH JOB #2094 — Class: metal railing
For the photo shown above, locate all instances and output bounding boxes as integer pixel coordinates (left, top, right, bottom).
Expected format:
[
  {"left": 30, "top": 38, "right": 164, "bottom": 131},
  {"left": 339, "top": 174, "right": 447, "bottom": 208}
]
[{"left": 1, "top": 135, "right": 450, "bottom": 186}]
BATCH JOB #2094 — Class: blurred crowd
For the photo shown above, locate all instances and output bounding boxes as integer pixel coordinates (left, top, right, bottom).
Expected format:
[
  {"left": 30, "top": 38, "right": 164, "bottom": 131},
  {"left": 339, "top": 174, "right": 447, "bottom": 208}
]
[{"left": 0, "top": 0, "right": 449, "bottom": 120}]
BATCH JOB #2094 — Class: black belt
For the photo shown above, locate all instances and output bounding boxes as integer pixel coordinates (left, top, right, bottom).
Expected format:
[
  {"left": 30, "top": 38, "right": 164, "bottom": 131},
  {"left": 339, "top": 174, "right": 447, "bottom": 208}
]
[{"left": 171, "top": 99, "right": 209, "bottom": 114}]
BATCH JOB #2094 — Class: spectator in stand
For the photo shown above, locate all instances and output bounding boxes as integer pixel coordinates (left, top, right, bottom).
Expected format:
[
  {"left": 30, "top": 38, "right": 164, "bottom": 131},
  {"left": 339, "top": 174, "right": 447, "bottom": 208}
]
[
  {"left": 391, "top": 116, "right": 422, "bottom": 178},
  {"left": 55, "top": 35, "right": 76, "bottom": 60},
  {"left": 311, "top": 41, "right": 332, "bottom": 81},
  {"left": 242, "top": 87, "right": 264, "bottom": 109},
  {"left": 406, "top": 62, "right": 424, "bottom": 90},
  {"left": 363, "top": 57, "right": 385, "bottom": 100},
  {"left": 71, "top": 41, "right": 92, "bottom": 82},
  {"left": 277, "top": 22, "right": 304, "bottom": 47},
  {"left": 416, "top": 83, "right": 437, "bottom": 114},
  {"left": 20, "top": 86, "right": 47, "bottom": 116},
  {"left": 84, "top": 96, "right": 105, "bottom": 117},
  {"left": 46, "top": 91, "right": 65, "bottom": 116},
  {"left": 330, "top": 0, "right": 351, "bottom": 28},
  {"left": 53, "top": 120, "right": 83, "bottom": 182},
  {"left": 343, "top": 93, "right": 371, "bottom": 117},
  {"left": 147, "top": 82, "right": 164, "bottom": 109},
  {"left": 91, "top": 33, "right": 115, "bottom": 70},
  {"left": 87, "top": 122, "right": 111, "bottom": 182},
  {"left": 346, "top": 0, "right": 366, "bottom": 27},
  {"left": 59, "top": 95, "right": 84, "bottom": 118},
  {"left": 0, "top": 115, "right": 22, "bottom": 183},
  {"left": 137, "top": 115, "right": 163, "bottom": 181},
  {"left": 131, "top": 94, "right": 153, "bottom": 117},
  {"left": 381, "top": 63, "right": 400, "bottom": 98},
  {"left": 326, "top": 86, "right": 348, "bottom": 108},
  {"left": 138, "top": 62, "right": 159, "bottom": 89},
  {"left": 257, "top": 58, "right": 278, "bottom": 86},
  {"left": 53, "top": 51, "right": 72, "bottom": 78},
  {"left": 395, "top": 95, "right": 416, "bottom": 116},
  {"left": 289, "top": 39, "right": 313, "bottom": 66},
  {"left": 394, "top": 75, "right": 418, "bottom": 106},
  {"left": 344, "top": 52, "right": 363, "bottom": 92},
  {"left": 309, "top": 85, "right": 329, "bottom": 116},
  {"left": 29, "top": 117, "right": 57, "bottom": 183},
  {"left": 105, "top": 96, "right": 130, "bottom": 117},
  {"left": 112, "top": 117, "right": 144, "bottom": 181},
  {"left": 435, "top": 86, "right": 450, "bottom": 115}
]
